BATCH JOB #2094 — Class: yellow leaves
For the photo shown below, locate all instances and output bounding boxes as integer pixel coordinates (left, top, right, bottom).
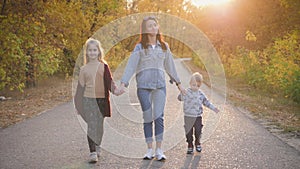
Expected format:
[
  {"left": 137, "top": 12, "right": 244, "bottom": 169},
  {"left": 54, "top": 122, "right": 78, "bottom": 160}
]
[
  {"left": 39, "top": 16, "right": 46, "bottom": 21},
  {"left": 0, "top": 15, "right": 6, "bottom": 19},
  {"left": 248, "top": 51, "right": 259, "bottom": 66},
  {"left": 226, "top": 53, "right": 246, "bottom": 76},
  {"left": 245, "top": 30, "right": 257, "bottom": 42},
  {"left": 227, "top": 30, "right": 300, "bottom": 102}
]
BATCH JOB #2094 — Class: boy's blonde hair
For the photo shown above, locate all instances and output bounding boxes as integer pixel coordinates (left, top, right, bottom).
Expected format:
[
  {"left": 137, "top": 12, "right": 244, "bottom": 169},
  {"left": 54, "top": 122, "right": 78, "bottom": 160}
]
[
  {"left": 84, "top": 38, "right": 106, "bottom": 64},
  {"left": 190, "top": 72, "right": 203, "bottom": 83}
]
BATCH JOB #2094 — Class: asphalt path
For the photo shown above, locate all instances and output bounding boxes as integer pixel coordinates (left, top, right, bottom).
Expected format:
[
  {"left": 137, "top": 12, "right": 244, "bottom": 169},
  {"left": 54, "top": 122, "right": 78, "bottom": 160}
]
[{"left": 0, "top": 59, "right": 299, "bottom": 169}]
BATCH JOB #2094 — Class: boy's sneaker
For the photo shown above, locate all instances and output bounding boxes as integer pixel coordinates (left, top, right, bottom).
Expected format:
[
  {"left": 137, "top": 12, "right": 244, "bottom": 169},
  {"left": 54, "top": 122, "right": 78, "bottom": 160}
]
[
  {"left": 155, "top": 148, "right": 166, "bottom": 161},
  {"left": 96, "top": 146, "right": 101, "bottom": 157},
  {"left": 195, "top": 143, "right": 202, "bottom": 152},
  {"left": 187, "top": 144, "right": 194, "bottom": 154},
  {"left": 89, "top": 152, "right": 98, "bottom": 163},
  {"left": 143, "top": 148, "right": 154, "bottom": 160}
]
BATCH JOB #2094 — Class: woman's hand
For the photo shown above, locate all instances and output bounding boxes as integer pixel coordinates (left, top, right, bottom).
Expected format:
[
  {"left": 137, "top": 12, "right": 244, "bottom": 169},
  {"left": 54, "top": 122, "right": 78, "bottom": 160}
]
[
  {"left": 118, "top": 83, "right": 126, "bottom": 95},
  {"left": 113, "top": 83, "right": 126, "bottom": 96},
  {"left": 113, "top": 87, "right": 121, "bottom": 96}
]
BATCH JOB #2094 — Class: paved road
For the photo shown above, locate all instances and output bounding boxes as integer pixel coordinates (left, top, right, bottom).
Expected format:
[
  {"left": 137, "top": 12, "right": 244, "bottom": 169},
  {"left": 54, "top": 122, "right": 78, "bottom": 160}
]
[{"left": 1, "top": 59, "right": 299, "bottom": 169}]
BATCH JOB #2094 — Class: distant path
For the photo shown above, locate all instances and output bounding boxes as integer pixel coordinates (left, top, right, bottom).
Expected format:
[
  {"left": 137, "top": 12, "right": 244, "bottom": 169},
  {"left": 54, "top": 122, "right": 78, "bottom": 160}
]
[{"left": 0, "top": 59, "right": 299, "bottom": 169}]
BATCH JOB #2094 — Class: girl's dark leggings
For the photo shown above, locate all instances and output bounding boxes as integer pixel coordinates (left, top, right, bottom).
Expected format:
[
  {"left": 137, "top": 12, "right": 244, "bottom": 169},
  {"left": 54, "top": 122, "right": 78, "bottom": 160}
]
[{"left": 87, "top": 135, "right": 97, "bottom": 152}]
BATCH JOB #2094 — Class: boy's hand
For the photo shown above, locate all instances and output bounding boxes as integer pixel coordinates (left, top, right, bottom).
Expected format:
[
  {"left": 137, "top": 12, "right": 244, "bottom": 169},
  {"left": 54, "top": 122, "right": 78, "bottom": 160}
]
[{"left": 214, "top": 107, "right": 220, "bottom": 113}]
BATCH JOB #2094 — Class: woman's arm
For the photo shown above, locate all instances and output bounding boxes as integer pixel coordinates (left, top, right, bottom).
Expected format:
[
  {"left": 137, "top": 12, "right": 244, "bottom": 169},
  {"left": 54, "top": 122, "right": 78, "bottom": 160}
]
[
  {"left": 164, "top": 44, "right": 181, "bottom": 85},
  {"left": 177, "top": 83, "right": 186, "bottom": 95},
  {"left": 120, "top": 44, "right": 141, "bottom": 87}
]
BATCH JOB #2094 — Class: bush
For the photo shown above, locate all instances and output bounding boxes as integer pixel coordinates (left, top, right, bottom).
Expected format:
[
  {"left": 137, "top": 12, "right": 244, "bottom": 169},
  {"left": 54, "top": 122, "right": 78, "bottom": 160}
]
[{"left": 226, "top": 30, "right": 300, "bottom": 103}]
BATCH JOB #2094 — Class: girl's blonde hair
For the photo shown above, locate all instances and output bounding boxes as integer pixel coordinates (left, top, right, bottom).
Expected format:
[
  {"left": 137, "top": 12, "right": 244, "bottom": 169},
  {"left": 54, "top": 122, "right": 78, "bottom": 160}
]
[
  {"left": 84, "top": 38, "right": 106, "bottom": 64},
  {"left": 190, "top": 72, "right": 203, "bottom": 83}
]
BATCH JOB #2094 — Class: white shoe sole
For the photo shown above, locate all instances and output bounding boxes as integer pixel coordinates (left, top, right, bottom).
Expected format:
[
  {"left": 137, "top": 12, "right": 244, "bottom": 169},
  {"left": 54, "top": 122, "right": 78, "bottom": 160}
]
[
  {"left": 89, "top": 152, "right": 98, "bottom": 163},
  {"left": 156, "top": 155, "right": 166, "bottom": 161},
  {"left": 89, "top": 158, "right": 98, "bottom": 163}
]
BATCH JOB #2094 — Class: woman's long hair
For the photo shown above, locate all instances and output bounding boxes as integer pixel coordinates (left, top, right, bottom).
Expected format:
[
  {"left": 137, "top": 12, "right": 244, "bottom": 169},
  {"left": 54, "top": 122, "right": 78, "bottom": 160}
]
[
  {"left": 139, "top": 16, "right": 167, "bottom": 51},
  {"left": 84, "top": 38, "right": 106, "bottom": 64}
]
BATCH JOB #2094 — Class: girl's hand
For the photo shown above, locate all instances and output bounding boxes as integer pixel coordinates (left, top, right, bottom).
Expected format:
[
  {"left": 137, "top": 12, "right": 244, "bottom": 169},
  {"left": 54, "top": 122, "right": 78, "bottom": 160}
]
[
  {"left": 113, "top": 88, "right": 121, "bottom": 96},
  {"left": 177, "top": 84, "right": 186, "bottom": 95}
]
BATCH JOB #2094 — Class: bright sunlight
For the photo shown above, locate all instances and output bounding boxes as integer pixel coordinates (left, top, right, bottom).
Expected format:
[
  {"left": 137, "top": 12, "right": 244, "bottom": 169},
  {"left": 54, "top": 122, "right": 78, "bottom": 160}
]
[{"left": 190, "top": 0, "right": 233, "bottom": 7}]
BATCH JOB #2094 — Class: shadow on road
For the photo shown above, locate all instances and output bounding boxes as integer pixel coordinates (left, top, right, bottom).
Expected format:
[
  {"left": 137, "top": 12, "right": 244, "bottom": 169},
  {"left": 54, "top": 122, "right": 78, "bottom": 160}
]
[
  {"left": 139, "top": 159, "right": 165, "bottom": 169},
  {"left": 181, "top": 154, "right": 201, "bottom": 169}
]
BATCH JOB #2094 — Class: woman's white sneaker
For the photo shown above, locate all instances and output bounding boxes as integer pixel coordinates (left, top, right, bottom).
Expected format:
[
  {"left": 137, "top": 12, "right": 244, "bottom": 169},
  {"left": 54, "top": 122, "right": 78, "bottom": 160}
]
[
  {"left": 143, "top": 148, "right": 154, "bottom": 160},
  {"left": 155, "top": 148, "right": 166, "bottom": 161}
]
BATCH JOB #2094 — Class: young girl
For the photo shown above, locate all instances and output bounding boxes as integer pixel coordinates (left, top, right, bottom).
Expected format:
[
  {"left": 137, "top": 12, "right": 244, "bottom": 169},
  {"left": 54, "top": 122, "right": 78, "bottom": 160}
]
[
  {"left": 119, "top": 16, "right": 185, "bottom": 161},
  {"left": 178, "top": 72, "right": 219, "bottom": 154},
  {"left": 74, "top": 38, "right": 120, "bottom": 163}
]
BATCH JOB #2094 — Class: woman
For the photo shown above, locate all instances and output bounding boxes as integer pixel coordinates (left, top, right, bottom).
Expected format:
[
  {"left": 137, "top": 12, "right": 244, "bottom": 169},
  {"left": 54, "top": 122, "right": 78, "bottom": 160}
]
[{"left": 119, "top": 16, "right": 185, "bottom": 161}]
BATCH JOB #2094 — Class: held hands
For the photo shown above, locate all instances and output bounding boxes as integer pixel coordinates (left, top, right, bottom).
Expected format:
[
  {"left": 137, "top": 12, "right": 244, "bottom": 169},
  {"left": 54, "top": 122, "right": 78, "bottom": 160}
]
[
  {"left": 113, "top": 85, "right": 125, "bottom": 96},
  {"left": 115, "top": 83, "right": 187, "bottom": 96},
  {"left": 113, "top": 83, "right": 126, "bottom": 96},
  {"left": 177, "top": 84, "right": 187, "bottom": 95},
  {"left": 113, "top": 88, "right": 123, "bottom": 96},
  {"left": 119, "top": 83, "right": 126, "bottom": 94}
]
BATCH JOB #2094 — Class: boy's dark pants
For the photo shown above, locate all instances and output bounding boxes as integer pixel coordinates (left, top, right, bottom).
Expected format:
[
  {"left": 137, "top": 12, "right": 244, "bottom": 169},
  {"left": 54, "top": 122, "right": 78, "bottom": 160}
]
[{"left": 184, "top": 116, "right": 203, "bottom": 145}]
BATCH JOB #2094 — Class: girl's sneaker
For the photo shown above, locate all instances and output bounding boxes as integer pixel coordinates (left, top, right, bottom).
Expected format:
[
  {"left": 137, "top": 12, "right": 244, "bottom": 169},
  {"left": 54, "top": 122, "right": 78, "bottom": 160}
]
[
  {"left": 155, "top": 148, "right": 166, "bottom": 161},
  {"left": 143, "top": 148, "right": 154, "bottom": 160},
  {"left": 96, "top": 146, "right": 101, "bottom": 157},
  {"left": 89, "top": 152, "right": 98, "bottom": 163}
]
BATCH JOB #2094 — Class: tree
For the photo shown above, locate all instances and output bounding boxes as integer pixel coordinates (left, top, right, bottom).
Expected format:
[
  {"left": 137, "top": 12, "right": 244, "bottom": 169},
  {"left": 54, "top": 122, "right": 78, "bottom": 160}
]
[{"left": 0, "top": 0, "right": 126, "bottom": 91}]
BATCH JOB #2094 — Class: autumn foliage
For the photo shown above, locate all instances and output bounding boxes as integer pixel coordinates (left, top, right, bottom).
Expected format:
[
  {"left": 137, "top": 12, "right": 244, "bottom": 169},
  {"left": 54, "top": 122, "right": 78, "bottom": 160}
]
[{"left": 0, "top": 0, "right": 299, "bottom": 102}]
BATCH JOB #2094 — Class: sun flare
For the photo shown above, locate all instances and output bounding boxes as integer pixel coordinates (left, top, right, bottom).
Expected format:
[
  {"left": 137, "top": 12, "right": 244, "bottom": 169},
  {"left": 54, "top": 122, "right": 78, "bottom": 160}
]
[{"left": 190, "top": 0, "right": 232, "bottom": 7}]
